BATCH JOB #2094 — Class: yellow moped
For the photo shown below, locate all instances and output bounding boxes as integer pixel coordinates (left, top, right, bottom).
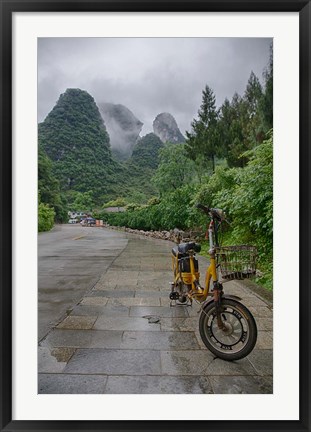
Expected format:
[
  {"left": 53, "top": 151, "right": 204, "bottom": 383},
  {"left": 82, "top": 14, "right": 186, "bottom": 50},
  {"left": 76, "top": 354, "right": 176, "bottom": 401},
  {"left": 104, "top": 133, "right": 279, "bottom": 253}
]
[{"left": 170, "top": 203, "right": 257, "bottom": 361}]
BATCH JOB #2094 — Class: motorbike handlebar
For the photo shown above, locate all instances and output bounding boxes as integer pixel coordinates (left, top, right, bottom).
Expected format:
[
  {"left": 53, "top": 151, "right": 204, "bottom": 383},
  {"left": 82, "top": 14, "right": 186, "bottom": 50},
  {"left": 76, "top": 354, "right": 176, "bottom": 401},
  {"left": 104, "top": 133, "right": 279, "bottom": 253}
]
[
  {"left": 196, "top": 203, "right": 225, "bottom": 222},
  {"left": 196, "top": 203, "right": 210, "bottom": 214}
]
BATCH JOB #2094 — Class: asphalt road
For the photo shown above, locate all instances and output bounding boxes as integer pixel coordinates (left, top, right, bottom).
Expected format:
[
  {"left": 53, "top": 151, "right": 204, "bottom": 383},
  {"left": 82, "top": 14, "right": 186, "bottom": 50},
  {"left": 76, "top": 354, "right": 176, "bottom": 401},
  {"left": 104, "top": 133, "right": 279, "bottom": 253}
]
[{"left": 38, "top": 224, "right": 128, "bottom": 341}]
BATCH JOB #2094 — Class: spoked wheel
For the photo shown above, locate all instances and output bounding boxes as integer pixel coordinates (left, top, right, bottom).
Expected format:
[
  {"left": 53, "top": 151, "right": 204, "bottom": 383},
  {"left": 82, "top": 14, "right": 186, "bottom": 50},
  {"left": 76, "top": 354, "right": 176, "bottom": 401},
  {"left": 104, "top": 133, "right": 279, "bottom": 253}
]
[{"left": 199, "top": 298, "right": 257, "bottom": 361}]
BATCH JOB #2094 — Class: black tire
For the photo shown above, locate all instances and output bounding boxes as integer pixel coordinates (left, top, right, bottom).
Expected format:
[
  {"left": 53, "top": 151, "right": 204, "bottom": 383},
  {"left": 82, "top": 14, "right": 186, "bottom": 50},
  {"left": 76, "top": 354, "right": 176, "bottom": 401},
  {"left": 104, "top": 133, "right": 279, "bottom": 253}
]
[{"left": 199, "top": 298, "right": 257, "bottom": 361}]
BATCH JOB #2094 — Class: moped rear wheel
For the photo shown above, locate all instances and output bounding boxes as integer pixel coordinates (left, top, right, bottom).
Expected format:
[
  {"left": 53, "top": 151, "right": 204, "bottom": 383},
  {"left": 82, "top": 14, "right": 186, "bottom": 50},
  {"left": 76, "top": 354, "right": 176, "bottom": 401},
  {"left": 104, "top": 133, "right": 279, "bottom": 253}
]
[{"left": 199, "top": 298, "right": 257, "bottom": 361}]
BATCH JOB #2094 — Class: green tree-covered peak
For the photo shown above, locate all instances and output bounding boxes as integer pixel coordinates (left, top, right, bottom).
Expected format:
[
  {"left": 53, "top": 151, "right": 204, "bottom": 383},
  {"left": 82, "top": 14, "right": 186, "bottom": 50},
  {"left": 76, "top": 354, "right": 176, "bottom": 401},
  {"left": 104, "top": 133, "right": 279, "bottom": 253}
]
[
  {"left": 38, "top": 88, "right": 116, "bottom": 202},
  {"left": 131, "top": 133, "right": 164, "bottom": 169},
  {"left": 43, "top": 88, "right": 106, "bottom": 129}
]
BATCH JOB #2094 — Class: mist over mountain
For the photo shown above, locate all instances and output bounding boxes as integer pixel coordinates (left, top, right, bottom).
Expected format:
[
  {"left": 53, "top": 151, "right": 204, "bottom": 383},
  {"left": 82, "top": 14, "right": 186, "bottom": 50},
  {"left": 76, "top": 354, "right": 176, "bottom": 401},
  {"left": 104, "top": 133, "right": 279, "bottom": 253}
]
[
  {"left": 153, "top": 112, "right": 185, "bottom": 144},
  {"left": 38, "top": 88, "right": 164, "bottom": 204},
  {"left": 98, "top": 103, "right": 143, "bottom": 161}
]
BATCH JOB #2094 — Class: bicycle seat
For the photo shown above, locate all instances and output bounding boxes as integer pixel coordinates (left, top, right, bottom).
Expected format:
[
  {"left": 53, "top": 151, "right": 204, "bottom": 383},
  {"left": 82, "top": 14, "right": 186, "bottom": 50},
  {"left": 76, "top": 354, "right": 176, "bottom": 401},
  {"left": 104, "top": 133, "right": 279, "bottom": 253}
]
[{"left": 172, "top": 242, "right": 201, "bottom": 256}]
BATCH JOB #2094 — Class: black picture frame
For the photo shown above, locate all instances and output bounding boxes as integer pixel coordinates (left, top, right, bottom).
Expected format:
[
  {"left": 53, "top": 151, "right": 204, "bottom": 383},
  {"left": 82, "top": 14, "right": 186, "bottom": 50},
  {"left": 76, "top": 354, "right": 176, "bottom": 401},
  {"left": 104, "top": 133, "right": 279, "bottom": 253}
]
[{"left": 1, "top": 1, "right": 310, "bottom": 431}]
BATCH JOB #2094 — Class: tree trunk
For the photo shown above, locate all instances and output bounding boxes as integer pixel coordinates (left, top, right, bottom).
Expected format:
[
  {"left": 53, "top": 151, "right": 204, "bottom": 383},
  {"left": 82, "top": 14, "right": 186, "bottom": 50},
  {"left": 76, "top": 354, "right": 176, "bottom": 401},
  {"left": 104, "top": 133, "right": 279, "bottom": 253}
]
[{"left": 211, "top": 154, "right": 215, "bottom": 173}]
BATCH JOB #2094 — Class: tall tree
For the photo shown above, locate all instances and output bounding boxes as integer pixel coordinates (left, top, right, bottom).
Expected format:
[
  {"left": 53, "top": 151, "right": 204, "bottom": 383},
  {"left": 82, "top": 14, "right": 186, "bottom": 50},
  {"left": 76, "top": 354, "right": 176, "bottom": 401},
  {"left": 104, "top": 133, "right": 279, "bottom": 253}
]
[
  {"left": 218, "top": 93, "right": 249, "bottom": 167},
  {"left": 218, "top": 71, "right": 266, "bottom": 168},
  {"left": 185, "top": 85, "right": 221, "bottom": 174},
  {"left": 244, "top": 71, "right": 263, "bottom": 117},
  {"left": 72, "top": 191, "right": 95, "bottom": 212},
  {"left": 244, "top": 71, "right": 264, "bottom": 145},
  {"left": 260, "top": 43, "right": 273, "bottom": 131},
  {"left": 152, "top": 143, "right": 196, "bottom": 194}
]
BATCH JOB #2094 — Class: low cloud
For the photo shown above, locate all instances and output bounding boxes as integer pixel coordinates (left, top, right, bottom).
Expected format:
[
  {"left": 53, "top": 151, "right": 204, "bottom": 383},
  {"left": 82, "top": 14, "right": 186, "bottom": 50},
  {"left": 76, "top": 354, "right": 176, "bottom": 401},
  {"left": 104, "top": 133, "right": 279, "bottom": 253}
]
[{"left": 38, "top": 37, "right": 272, "bottom": 135}]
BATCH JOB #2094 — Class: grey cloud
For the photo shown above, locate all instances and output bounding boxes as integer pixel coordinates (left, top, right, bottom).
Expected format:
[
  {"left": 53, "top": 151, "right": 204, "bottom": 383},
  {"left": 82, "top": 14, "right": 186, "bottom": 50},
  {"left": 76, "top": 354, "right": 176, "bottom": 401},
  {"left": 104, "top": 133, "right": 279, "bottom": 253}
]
[{"left": 38, "top": 37, "right": 272, "bottom": 134}]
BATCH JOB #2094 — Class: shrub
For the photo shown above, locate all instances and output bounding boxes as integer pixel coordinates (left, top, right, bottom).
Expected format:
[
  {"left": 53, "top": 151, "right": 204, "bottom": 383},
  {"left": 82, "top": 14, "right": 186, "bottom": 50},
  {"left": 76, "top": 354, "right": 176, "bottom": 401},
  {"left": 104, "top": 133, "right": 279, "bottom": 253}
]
[{"left": 38, "top": 203, "right": 55, "bottom": 232}]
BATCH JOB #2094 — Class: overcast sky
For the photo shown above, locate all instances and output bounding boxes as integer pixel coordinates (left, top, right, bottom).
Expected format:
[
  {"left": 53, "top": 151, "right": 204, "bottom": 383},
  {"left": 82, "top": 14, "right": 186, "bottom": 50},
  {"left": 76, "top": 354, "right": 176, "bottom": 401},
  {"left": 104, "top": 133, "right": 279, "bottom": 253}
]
[{"left": 38, "top": 37, "right": 272, "bottom": 135}]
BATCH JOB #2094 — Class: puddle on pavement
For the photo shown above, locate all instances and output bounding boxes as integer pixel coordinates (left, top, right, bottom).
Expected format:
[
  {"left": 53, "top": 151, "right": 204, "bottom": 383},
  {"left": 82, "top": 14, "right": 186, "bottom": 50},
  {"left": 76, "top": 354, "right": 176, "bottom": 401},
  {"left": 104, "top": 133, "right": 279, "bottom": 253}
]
[
  {"left": 51, "top": 347, "right": 76, "bottom": 363},
  {"left": 143, "top": 315, "right": 160, "bottom": 324}
]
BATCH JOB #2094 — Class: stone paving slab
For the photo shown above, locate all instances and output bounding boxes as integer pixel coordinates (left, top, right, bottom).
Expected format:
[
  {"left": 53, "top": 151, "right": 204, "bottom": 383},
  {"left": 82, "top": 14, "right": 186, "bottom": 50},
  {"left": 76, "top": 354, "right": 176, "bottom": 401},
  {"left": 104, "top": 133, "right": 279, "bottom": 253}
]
[
  {"left": 107, "top": 297, "right": 161, "bottom": 307},
  {"left": 255, "top": 318, "right": 273, "bottom": 331},
  {"left": 85, "top": 290, "right": 135, "bottom": 298},
  {"left": 160, "top": 350, "right": 215, "bottom": 375},
  {"left": 44, "top": 329, "right": 123, "bottom": 349},
  {"left": 80, "top": 297, "right": 109, "bottom": 306},
  {"left": 129, "top": 306, "right": 190, "bottom": 318},
  {"left": 39, "top": 228, "right": 273, "bottom": 394},
  {"left": 133, "top": 290, "right": 162, "bottom": 297},
  {"left": 247, "top": 349, "right": 273, "bottom": 376},
  {"left": 56, "top": 316, "right": 97, "bottom": 329},
  {"left": 38, "top": 347, "right": 68, "bottom": 373},
  {"left": 184, "top": 303, "right": 208, "bottom": 318},
  {"left": 133, "top": 283, "right": 165, "bottom": 291},
  {"left": 70, "top": 304, "right": 130, "bottom": 317},
  {"left": 38, "top": 373, "right": 107, "bottom": 394},
  {"left": 104, "top": 270, "right": 140, "bottom": 280},
  {"left": 64, "top": 349, "right": 162, "bottom": 375},
  {"left": 94, "top": 316, "right": 161, "bottom": 331},
  {"left": 120, "top": 330, "right": 200, "bottom": 350},
  {"left": 50, "top": 347, "right": 76, "bottom": 362},
  {"left": 137, "top": 272, "right": 171, "bottom": 283},
  {"left": 105, "top": 375, "right": 213, "bottom": 394},
  {"left": 248, "top": 306, "right": 273, "bottom": 317},
  {"left": 209, "top": 375, "right": 273, "bottom": 394},
  {"left": 160, "top": 317, "right": 200, "bottom": 332},
  {"left": 255, "top": 331, "right": 273, "bottom": 350},
  {"left": 242, "top": 296, "right": 271, "bottom": 307},
  {"left": 205, "top": 356, "right": 257, "bottom": 376}
]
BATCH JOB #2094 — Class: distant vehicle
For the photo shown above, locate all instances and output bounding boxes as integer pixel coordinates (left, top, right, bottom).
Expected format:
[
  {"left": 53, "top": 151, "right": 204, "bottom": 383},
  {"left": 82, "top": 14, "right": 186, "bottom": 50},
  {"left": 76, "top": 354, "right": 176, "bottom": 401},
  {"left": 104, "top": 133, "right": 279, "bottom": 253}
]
[
  {"left": 68, "top": 218, "right": 78, "bottom": 224},
  {"left": 81, "top": 217, "right": 96, "bottom": 227}
]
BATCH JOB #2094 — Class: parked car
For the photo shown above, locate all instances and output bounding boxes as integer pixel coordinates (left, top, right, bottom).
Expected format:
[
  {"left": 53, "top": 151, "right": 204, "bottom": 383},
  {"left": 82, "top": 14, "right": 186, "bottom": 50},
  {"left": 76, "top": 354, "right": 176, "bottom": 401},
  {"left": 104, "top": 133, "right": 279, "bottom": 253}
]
[
  {"left": 68, "top": 218, "right": 78, "bottom": 224},
  {"left": 81, "top": 217, "right": 96, "bottom": 227}
]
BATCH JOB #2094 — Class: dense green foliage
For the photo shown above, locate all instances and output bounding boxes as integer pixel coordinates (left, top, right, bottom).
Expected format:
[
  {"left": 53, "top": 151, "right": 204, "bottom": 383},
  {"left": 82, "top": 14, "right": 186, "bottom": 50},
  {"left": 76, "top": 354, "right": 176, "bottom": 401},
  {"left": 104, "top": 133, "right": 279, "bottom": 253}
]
[
  {"left": 186, "top": 85, "right": 221, "bottom": 175},
  {"left": 101, "top": 184, "right": 195, "bottom": 231},
  {"left": 130, "top": 133, "right": 164, "bottom": 169},
  {"left": 109, "top": 133, "right": 165, "bottom": 203},
  {"left": 38, "top": 200, "right": 55, "bottom": 232},
  {"left": 102, "top": 134, "right": 272, "bottom": 238},
  {"left": 38, "top": 145, "right": 67, "bottom": 226},
  {"left": 196, "top": 133, "right": 273, "bottom": 289},
  {"left": 152, "top": 143, "right": 197, "bottom": 194},
  {"left": 218, "top": 73, "right": 266, "bottom": 168}
]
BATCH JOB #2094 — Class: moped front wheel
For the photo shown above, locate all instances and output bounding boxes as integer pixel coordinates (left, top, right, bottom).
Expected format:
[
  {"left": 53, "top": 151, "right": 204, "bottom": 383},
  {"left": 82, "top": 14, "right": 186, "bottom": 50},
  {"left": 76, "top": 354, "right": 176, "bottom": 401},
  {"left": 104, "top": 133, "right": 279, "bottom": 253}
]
[{"left": 199, "top": 298, "right": 257, "bottom": 361}]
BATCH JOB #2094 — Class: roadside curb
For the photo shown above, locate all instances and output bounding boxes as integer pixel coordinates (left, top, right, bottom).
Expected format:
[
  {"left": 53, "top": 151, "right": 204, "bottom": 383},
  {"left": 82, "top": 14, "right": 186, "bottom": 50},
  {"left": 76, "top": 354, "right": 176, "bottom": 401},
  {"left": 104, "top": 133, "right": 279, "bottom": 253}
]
[{"left": 239, "top": 278, "right": 273, "bottom": 308}]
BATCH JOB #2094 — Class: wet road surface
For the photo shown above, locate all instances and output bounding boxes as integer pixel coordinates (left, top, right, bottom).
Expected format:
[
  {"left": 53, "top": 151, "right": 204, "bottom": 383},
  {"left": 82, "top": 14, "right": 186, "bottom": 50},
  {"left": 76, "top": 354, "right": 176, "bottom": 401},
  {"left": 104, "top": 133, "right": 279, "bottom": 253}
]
[
  {"left": 38, "top": 225, "right": 273, "bottom": 394},
  {"left": 38, "top": 225, "right": 127, "bottom": 341}
]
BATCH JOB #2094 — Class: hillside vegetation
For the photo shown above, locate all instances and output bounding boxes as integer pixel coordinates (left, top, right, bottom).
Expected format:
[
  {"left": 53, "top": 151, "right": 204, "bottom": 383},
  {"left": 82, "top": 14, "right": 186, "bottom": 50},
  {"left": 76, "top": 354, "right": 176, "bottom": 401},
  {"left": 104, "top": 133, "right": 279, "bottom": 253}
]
[{"left": 38, "top": 89, "right": 162, "bottom": 220}]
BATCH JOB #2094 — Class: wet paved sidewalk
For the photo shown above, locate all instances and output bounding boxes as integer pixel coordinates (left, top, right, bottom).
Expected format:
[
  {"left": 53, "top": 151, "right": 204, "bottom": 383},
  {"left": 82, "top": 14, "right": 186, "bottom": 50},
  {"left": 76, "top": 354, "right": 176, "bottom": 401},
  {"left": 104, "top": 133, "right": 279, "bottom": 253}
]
[{"left": 39, "top": 230, "right": 273, "bottom": 394}]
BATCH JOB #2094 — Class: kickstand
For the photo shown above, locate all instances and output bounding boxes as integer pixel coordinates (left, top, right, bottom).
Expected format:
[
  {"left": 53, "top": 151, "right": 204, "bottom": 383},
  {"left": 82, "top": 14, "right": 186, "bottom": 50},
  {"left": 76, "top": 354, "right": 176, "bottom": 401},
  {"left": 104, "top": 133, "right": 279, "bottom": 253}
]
[{"left": 170, "top": 298, "right": 193, "bottom": 307}]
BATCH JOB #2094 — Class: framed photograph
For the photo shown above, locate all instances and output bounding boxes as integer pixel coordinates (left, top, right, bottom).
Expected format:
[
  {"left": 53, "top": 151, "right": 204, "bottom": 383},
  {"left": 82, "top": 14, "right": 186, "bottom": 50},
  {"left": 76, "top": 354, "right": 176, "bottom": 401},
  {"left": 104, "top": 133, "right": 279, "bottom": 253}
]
[{"left": 1, "top": 0, "right": 310, "bottom": 431}]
